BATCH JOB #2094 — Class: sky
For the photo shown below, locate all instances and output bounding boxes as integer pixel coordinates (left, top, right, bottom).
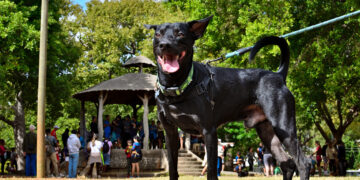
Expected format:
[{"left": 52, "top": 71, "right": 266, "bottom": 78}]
[{"left": 72, "top": 0, "right": 90, "bottom": 10}]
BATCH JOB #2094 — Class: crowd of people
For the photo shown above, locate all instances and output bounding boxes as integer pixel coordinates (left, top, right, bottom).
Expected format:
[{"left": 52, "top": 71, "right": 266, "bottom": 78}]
[
  {"left": 0, "top": 117, "right": 352, "bottom": 178},
  {"left": 24, "top": 114, "right": 165, "bottom": 178},
  {"left": 230, "top": 141, "right": 348, "bottom": 177},
  {"left": 90, "top": 115, "right": 165, "bottom": 150},
  {"left": 312, "top": 140, "right": 347, "bottom": 176}
]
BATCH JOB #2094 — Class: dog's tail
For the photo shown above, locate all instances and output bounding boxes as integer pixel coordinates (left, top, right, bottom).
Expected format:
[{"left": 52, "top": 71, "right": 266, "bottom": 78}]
[{"left": 249, "top": 36, "right": 290, "bottom": 80}]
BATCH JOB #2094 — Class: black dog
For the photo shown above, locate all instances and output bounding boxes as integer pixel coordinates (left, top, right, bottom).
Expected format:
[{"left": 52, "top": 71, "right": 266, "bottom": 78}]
[{"left": 145, "top": 16, "right": 310, "bottom": 180}]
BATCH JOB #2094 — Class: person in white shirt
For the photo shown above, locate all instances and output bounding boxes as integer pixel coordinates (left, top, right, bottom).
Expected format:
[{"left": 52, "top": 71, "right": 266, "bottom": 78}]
[
  {"left": 217, "top": 139, "right": 224, "bottom": 176},
  {"left": 67, "top": 130, "right": 81, "bottom": 178},
  {"left": 81, "top": 133, "right": 103, "bottom": 178},
  {"left": 102, "top": 138, "right": 112, "bottom": 172}
]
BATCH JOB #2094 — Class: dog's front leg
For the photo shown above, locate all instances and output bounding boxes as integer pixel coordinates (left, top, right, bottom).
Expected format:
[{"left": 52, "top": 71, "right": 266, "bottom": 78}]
[
  {"left": 203, "top": 127, "right": 218, "bottom": 180},
  {"left": 159, "top": 113, "right": 179, "bottom": 180}
]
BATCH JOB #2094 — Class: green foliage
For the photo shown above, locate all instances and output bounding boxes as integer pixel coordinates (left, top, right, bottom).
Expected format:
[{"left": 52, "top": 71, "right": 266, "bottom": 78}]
[
  {"left": 288, "top": 0, "right": 360, "bottom": 142},
  {"left": 0, "top": 121, "right": 15, "bottom": 148},
  {"left": 54, "top": 112, "right": 79, "bottom": 147},
  {"left": 71, "top": 0, "right": 185, "bottom": 92},
  {"left": 218, "top": 122, "right": 259, "bottom": 154},
  {"left": 343, "top": 136, "right": 360, "bottom": 169},
  {"left": 0, "top": 0, "right": 81, "bottom": 120}
]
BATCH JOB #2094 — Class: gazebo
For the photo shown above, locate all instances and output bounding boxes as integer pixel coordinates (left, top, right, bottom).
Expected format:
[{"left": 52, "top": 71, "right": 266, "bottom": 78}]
[
  {"left": 73, "top": 56, "right": 157, "bottom": 149},
  {"left": 123, "top": 55, "right": 156, "bottom": 73}
]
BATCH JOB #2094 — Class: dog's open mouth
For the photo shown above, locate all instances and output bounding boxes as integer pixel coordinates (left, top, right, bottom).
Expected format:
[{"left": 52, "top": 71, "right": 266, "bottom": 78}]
[{"left": 157, "top": 51, "right": 186, "bottom": 73}]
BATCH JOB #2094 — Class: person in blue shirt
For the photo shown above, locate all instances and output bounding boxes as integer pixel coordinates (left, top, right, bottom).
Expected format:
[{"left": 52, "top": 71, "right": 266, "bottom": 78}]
[
  {"left": 149, "top": 121, "right": 158, "bottom": 149},
  {"left": 234, "top": 152, "right": 248, "bottom": 177},
  {"left": 103, "top": 115, "right": 111, "bottom": 139},
  {"left": 131, "top": 136, "right": 142, "bottom": 177},
  {"left": 257, "top": 142, "right": 264, "bottom": 166},
  {"left": 138, "top": 125, "right": 145, "bottom": 148},
  {"left": 79, "top": 136, "right": 85, "bottom": 150}
]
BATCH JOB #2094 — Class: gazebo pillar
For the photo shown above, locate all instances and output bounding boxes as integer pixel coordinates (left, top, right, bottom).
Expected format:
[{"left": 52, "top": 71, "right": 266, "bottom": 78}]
[
  {"left": 97, "top": 91, "right": 107, "bottom": 140},
  {"left": 185, "top": 133, "right": 191, "bottom": 150},
  {"left": 80, "top": 100, "right": 86, "bottom": 140},
  {"left": 138, "top": 94, "right": 151, "bottom": 150}
]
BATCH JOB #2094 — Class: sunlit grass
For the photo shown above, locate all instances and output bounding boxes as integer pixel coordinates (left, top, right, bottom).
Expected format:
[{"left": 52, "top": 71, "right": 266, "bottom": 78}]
[{"left": 2, "top": 175, "right": 359, "bottom": 179}]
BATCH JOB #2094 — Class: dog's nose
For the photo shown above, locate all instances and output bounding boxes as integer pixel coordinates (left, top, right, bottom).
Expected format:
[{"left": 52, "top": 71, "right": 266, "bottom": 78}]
[{"left": 159, "top": 42, "right": 170, "bottom": 50}]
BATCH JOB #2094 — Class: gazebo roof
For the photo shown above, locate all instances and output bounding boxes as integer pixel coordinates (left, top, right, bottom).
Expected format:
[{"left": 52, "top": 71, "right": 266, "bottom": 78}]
[
  {"left": 73, "top": 73, "right": 157, "bottom": 105},
  {"left": 123, "top": 56, "right": 156, "bottom": 68}
]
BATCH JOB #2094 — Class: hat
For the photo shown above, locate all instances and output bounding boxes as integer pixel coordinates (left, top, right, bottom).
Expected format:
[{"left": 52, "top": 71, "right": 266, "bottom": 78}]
[
  {"left": 54, "top": 125, "right": 59, "bottom": 129},
  {"left": 218, "top": 139, "right": 221, "bottom": 142},
  {"left": 29, "top": 125, "right": 36, "bottom": 131}
]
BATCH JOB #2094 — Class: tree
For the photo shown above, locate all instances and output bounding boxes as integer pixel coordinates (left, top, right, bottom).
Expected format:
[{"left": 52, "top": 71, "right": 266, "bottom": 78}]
[
  {"left": 288, "top": 0, "right": 360, "bottom": 144},
  {"left": 0, "top": 0, "right": 80, "bottom": 170}
]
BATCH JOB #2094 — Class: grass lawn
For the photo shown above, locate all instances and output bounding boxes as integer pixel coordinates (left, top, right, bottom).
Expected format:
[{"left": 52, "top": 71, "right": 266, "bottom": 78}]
[
  {"left": 2, "top": 176, "right": 359, "bottom": 180},
  {"left": 150, "top": 176, "right": 358, "bottom": 180}
]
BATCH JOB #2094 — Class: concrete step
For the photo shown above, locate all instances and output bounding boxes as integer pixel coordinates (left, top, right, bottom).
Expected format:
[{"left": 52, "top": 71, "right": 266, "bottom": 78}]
[
  {"left": 176, "top": 150, "right": 203, "bottom": 176},
  {"left": 178, "top": 164, "right": 203, "bottom": 169},
  {"left": 178, "top": 153, "right": 192, "bottom": 157},
  {"left": 178, "top": 162, "right": 202, "bottom": 166},
  {"left": 178, "top": 157, "right": 198, "bottom": 161},
  {"left": 178, "top": 167, "right": 203, "bottom": 172},
  {"left": 179, "top": 171, "right": 202, "bottom": 176},
  {"left": 178, "top": 159, "right": 201, "bottom": 164},
  {"left": 100, "top": 169, "right": 166, "bottom": 178}
]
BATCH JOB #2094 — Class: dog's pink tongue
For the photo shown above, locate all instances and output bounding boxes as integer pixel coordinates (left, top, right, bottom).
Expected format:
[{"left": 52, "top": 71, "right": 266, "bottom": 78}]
[{"left": 163, "top": 58, "right": 179, "bottom": 73}]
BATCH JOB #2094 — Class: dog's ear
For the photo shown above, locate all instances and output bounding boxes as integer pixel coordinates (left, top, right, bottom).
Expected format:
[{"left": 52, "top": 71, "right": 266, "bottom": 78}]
[
  {"left": 188, "top": 15, "right": 213, "bottom": 40},
  {"left": 144, "top": 24, "right": 158, "bottom": 30}
]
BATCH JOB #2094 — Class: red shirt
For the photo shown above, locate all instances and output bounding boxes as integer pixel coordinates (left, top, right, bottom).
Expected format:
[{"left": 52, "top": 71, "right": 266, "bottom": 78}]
[
  {"left": 316, "top": 146, "right": 322, "bottom": 156},
  {"left": 51, "top": 129, "right": 58, "bottom": 140},
  {"left": 0, "top": 145, "right": 6, "bottom": 156},
  {"left": 125, "top": 146, "right": 132, "bottom": 158}
]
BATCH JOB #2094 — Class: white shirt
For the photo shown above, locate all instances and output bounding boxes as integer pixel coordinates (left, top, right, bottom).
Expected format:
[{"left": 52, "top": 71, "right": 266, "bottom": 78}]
[
  {"left": 218, "top": 144, "right": 225, "bottom": 157},
  {"left": 89, "top": 140, "right": 103, "bottom": 156},
  {"left": 67, "top": 134, "right": 81, "bottom": 155}
]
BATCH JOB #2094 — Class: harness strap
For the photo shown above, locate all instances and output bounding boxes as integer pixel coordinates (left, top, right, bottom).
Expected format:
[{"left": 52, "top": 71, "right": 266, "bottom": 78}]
[{"left": 204, "top": 63, "right": 216, "bottom": 110}]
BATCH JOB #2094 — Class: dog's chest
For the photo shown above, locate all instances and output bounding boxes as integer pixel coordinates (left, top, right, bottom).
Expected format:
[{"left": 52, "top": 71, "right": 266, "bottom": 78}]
[{"left": 158, "top": 94, "right": 211, "bottom": 133}]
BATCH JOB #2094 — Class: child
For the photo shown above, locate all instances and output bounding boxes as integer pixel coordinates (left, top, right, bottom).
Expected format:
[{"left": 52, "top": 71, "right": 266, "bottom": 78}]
[
  {"left": 131, "top": 136, "right": 142, "bottom": 177},
  {"left": 124, "top": 140, "right": 132, "bottom": 178},
  {"left": 234, "top": 152, "right": 248, "bottom": 177}
]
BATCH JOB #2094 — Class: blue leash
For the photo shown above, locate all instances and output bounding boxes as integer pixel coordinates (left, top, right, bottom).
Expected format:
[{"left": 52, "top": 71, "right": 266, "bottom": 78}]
[{"left": 208, "top": 10, "right": 360, "bottom": 62}]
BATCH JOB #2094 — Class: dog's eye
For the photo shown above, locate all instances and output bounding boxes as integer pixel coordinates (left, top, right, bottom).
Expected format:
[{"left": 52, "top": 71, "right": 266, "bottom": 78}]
[
  {"left": 155, "top": 33, "right": 161, "bottom": 38},
  {"left": 177, "top": 32, "right": 184, "bottom": 38}
]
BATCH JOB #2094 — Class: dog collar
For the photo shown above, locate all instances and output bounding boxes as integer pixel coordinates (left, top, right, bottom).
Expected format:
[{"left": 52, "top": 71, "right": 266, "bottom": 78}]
[{"left": 157, "top": 64, "right": 194, "bottom": 97}]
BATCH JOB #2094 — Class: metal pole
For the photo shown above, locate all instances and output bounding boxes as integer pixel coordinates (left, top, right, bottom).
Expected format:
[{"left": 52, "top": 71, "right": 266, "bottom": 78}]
[{"left": 36, "top": 0, "right": 48, "bottom": 177}]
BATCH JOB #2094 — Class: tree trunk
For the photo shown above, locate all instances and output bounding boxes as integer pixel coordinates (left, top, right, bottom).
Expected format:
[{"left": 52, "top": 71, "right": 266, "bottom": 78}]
[
  {"left": 97, "top": 92, "right": 107, "bottom": 141},
  {"left": 14, "top": 92, "right": 25, "bottom": 171},
  {"left": 138, "top": 94, "right": 150, "bottom": 150},
  {"left": 0, "top": 92, "right": 26, "bottom": 171}
]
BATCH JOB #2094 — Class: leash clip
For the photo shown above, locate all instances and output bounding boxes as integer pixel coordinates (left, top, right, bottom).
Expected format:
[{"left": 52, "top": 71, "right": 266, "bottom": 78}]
[{"left": 205, "top": 54, "right": 225, "bottom": 65}]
